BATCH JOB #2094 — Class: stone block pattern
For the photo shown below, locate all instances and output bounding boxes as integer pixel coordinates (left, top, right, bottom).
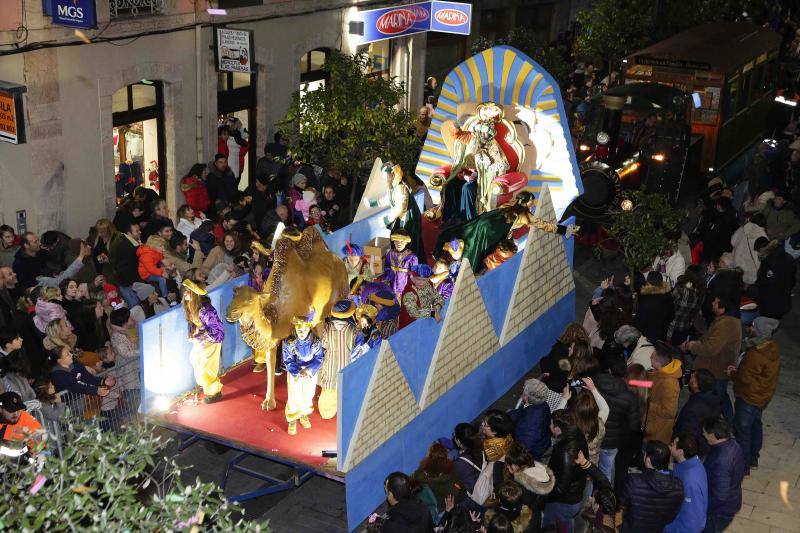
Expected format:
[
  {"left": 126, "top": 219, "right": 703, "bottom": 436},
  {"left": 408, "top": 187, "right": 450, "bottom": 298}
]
[
  {"left": 344, "top": 342, "right": 420, "bottom": 471},
  {"left": 501, "top": 187, "right": 575, "bottom": 345},
  {"left": 421, "top": 259, "right": 501, "bottom": 409}
]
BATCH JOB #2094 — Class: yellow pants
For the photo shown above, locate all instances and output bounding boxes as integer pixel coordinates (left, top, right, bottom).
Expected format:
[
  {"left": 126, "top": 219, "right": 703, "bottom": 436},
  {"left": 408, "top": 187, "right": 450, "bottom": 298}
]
[
  {"left": 318, "top": 388, "right": 337, "bottom": 419},
  {"left": 285, "top": 372, "right": 317, "bottom": 422},
  {"left": 253, "top": 348, "right": 267, "bottom": 365},
  {"left": 189, "top": 341, "right": 222, "bottom": 396}
]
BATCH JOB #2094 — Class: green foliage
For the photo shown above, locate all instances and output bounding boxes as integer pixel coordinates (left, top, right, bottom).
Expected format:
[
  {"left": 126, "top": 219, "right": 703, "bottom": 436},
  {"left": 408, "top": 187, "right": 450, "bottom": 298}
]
[
  {"left": 471, "top": 27, "right": 571, "bottom": 83},
  {"left": 279, "top": 51, "right": 421, "bottom": 180},
  {"left": 0, "top": 421, "right": 265, "bottom": 532},
  {"left": 573, "top": 0, "right": 655, "bottom": 65},
  {"left": 606, "top": 191, "right": 685, "bottom": 271}
]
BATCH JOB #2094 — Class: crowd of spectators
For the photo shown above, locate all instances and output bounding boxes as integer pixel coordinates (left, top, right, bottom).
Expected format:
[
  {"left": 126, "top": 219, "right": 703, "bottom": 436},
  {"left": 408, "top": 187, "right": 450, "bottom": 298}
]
[{"left": 368, "top": 166, "right": 791, "bottom": 532}]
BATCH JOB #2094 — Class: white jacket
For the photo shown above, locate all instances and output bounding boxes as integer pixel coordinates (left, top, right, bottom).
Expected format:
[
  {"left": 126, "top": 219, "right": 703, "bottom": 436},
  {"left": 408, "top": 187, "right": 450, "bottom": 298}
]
[{"left": 731, "top": 222, "right": 767, "bottom": 285}]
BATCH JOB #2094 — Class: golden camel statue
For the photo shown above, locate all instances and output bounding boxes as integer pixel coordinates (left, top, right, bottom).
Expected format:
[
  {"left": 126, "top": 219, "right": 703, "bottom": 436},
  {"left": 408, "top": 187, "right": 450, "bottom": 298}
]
[{"left": 226, "top": 227, "right": 349, "bottom": 410}]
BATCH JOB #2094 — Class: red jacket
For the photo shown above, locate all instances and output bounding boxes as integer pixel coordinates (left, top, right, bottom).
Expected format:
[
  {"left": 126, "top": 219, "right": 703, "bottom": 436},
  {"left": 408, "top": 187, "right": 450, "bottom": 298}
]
[
  {"left": 181, "top": 176, "right": 210, "bottom": 214},
  {"left": 137, "top": 245, "right": 164, "bottom": 279}
]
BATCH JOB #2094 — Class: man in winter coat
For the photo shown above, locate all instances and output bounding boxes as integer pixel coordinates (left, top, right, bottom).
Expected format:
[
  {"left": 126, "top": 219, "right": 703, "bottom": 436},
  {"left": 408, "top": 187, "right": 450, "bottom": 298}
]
[
  {"left": 731, "top": 214, "right": 767, "bottom": 285},
  {"left": 108, "top": 221, "right": 142, "bottom": 308},
  {"left": 727, "top": 316, "right": 780, "bottom": 470},
  {"left": 703, "top": 254, "right": 743, "bottom": 322},
  {"left": 760, "top": 190, "right": 800, "bottom": 242},
  {"left": 684, "top": 295, "right": 741, "bottom": 423},
  {"left": 382, "top": 472, "right": 434, "bottom": 533},
  {"left": 509, "top": 378, "right": 552, "bottom": 460},
  {"left": 753, "top": 237, "right": 797, "bottom": 320},
  {"left": 665, "top": 433, "right": 708, "bottom": 533},
  {"left": 206, "top": 154, "right": 239, "bottom": 207},
  {"left": 702, "top": 417, "right": 746, "bottom": 532},
  {"left": 619, "top": 440, "right": 684, "bottom": 532},
  {"left": 591, "top": 366, "right": 641, "bottom": 485},
  {"left": 673, "top": 369, "right": 721, "bottom": 458},
  {"left": 634, "top": 271, "right": 674, "bottom": 342},
  {"left": 644, "top": 344, "right": 682, "bottom": 445}
]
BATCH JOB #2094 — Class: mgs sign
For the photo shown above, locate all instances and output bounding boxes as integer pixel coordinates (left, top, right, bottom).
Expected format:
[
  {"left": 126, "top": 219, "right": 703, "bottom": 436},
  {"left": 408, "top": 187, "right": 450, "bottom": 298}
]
[{"left": 51, "top": 0, "right": 97, "bottom": 29}]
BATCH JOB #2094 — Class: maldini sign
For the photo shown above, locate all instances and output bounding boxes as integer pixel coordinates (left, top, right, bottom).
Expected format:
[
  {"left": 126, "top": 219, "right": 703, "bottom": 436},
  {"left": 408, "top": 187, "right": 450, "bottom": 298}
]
[{"left": 358, "top": 1, "right": 471, "bottom": 44}]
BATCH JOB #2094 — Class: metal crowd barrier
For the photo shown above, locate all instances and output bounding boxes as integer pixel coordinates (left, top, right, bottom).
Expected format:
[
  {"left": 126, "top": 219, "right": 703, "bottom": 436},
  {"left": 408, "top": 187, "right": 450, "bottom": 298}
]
[{"left": 32, "top": 355, "right": 142, "bottom": 455}]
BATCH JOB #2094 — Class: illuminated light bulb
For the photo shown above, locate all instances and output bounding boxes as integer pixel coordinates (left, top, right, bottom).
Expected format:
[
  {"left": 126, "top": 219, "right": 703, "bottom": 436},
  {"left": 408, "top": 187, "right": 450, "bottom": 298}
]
[{"left": 620, "top": 199, "right": 634, "bottom": 211}]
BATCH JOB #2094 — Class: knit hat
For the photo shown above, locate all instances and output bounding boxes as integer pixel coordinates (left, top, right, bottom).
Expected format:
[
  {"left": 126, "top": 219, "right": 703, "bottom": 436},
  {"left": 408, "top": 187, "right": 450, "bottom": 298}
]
[
  {"left": 522, "top": 378, "right": 548, "bottom": 405},
  {"left": 752, "top": 316, "right": 779, "bottom": 338},
  {"left": 331, "top": 299, "right": 356, "bottom": 319},
  {"left": 103, "top": 283, "right": 119, "bottom": 295},
  {"left": 133, "top": 282, "right": 156, "bottom": 300},
  {"left": 291, "top": 173, "right": 306, "bottom": 187}
]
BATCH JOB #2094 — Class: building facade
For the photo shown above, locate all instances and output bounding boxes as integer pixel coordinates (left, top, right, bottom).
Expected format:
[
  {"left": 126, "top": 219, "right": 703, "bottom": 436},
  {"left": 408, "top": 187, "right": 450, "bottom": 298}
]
[{"left": 0, "top": 0, "right": 427, "bottom": 236}]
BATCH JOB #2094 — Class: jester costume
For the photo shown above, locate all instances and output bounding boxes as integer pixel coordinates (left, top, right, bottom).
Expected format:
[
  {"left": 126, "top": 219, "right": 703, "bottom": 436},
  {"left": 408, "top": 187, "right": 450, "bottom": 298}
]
[
  {"left": 282, "top": 322, "right": 325, "bottom": 430},
  {"left": 317, "top": 300, "right": 357, "bottom": 419}
]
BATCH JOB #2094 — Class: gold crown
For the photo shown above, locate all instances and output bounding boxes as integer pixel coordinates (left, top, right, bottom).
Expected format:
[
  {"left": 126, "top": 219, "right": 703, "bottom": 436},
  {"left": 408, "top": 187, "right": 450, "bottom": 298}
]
[
  {"left": 250, "top": 241, "right": 271, "bottom": 256},
  {"left": 181, "top": 279, "right": 208, "bottom": 296}
]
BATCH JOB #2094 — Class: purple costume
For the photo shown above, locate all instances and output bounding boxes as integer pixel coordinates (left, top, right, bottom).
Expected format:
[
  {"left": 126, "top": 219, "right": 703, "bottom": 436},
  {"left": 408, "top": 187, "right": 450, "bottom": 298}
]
[
  {"left": 436, "top": 278, "right": 454, "bottom": 300},
  {"left": 190, "top": 302, "right": 225, "bottom": 344},
  {"left": 383, "top": 249, "right": 418, "bottom": 300}
]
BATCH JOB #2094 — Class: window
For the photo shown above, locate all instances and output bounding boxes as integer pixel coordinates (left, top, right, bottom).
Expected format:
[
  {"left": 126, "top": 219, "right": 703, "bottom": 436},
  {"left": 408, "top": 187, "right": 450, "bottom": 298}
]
[
  {"left": 358, "top": 40, "right": 392, "bottom": 79},
  {"left": 300, "top": 48, "right": 330, "bottom": 94},
  {"left": 722, "top": 76, "right": 739, "bottom": 123},
  {"left": 111, "top": 82, "right": 166, "bottom": 202}
]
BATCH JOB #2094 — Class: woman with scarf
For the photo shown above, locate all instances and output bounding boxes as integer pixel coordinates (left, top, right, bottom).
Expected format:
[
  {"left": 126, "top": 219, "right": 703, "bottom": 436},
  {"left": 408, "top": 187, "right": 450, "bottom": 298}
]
[{"left": 481, "top": 409, "right": 516, "bottom": 491}]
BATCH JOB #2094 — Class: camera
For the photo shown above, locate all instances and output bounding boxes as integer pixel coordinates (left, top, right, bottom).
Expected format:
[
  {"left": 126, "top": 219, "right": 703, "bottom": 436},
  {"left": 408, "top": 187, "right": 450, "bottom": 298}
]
[{"left": 569, "top": 379, "right": 584, "bottom": 388}]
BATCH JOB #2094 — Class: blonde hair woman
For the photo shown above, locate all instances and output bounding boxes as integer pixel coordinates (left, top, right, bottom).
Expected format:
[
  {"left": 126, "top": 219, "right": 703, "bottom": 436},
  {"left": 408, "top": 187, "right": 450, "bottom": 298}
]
[{"left": 43, "top": 318, "right": 103, "bottom": 371}]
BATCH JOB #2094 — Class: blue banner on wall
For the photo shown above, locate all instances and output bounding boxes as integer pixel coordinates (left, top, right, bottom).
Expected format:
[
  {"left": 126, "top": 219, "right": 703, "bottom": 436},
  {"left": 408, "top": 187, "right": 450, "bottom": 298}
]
[
  {"left": 51, "top": 0, "right": 97, "bottom": 29},
  {"left": 356, "top": 1, "right": 471, "bottom": 45}
]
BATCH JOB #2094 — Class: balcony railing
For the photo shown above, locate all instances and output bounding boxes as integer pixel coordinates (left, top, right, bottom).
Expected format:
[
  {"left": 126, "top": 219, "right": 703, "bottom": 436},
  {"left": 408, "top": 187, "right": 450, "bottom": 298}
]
[{"left": 110, "top": 0, "right": 165, "bottom": 18}]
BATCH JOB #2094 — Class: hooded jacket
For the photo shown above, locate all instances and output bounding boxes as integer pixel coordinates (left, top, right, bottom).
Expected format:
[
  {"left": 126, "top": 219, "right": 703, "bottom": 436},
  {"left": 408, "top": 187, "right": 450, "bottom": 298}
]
[
  {"left": 635, "top": 283, "right": 674, "bottom": 342},
  {"left": 33, "top": 300, "right": 69, "bottom": 334},
  {"left": 383, "top": 498, "right": 434, "bottom": 533},
  {"left": 510, "top": 402, "right": 551, "bottom": 460},
  {"left": 731, "top": 222, "right": 767, "bottom": 285},
  {"left": 644, "top": 359, "right": 683, "bottom": 445},
  {"left": 756, "top": 240, "right": 797, "bottom": 319},
  {"left": 136, "top": 245, "right": 165, "bottom": 279},
  {"left": 705, "top": 439, "right": 745, "bottom": 516},
  {"left": 731, "top": 338, "right": 780, "bottom": 407},
  {"left": 593, "top": 373, "right": 641, "bottom": 450},
  {"left": 620, "top": 468, "right": 684, "bottom": 532}
]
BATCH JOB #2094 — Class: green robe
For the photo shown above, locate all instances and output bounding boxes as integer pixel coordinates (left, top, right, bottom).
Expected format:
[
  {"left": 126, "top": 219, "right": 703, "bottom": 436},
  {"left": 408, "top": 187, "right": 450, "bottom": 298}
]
[
  {"left": 436, "top": 208, "right": 512, "bottom": 269},
  {"left": 385, "top": 182, "right": 425, "bottom": 260}
]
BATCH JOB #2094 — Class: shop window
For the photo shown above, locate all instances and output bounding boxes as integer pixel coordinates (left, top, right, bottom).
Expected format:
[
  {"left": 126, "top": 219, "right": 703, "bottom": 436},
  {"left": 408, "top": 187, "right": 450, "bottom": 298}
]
[
  {"left": 218, "top": 71, "right": 256, "bottom": 190},
  {"left": 300, "top": 47, "right": 330, "bottom": 95},
  {"left": 112, "top": 82, "right": 166, "bottom": 203},
  {"left": 358, "top": 40, "right": 392, "bottom": 79}
]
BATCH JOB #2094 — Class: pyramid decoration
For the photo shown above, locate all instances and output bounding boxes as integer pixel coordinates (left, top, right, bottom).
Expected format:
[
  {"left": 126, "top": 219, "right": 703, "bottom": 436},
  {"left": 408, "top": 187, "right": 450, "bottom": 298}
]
[
  {"left": 499, "top": 186, "right": 574, "bottom": 346},
  {"left": 420, "top": 259, "right": 501, "bottom": 409},
  {"left": 343, "top": 341, "right": 420, "bottom": 471}
]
